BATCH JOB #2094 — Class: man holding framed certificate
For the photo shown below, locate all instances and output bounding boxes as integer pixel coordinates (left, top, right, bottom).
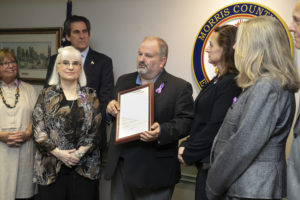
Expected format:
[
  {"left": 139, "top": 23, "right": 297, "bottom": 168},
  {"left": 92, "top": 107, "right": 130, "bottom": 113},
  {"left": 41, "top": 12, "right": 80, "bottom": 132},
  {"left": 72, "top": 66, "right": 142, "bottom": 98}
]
[{"left": 104, "top": 36, "right": 194, "bottom": 200}]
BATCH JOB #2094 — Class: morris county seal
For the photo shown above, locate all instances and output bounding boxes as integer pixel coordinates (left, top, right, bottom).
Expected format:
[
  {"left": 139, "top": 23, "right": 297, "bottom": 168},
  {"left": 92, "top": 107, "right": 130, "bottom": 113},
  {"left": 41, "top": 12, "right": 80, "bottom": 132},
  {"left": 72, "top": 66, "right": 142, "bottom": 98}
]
[{"left": 192, "top": 2, "right": 293, "bottom": 89}]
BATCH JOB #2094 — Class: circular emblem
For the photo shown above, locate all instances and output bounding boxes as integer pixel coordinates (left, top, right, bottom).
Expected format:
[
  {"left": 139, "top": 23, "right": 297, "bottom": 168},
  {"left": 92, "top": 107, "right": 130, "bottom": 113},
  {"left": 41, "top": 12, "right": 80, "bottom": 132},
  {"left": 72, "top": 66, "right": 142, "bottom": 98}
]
[{"left": 192, "top": 2, "right": 293, "bottom": 89}]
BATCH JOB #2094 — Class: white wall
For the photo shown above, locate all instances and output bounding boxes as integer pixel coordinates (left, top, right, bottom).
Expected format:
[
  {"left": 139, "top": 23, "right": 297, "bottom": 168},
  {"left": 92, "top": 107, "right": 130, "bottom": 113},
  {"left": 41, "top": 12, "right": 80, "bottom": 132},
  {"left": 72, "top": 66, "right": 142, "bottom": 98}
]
[{"left": 0, "top": 0, "right": 297, "bottom": 97}]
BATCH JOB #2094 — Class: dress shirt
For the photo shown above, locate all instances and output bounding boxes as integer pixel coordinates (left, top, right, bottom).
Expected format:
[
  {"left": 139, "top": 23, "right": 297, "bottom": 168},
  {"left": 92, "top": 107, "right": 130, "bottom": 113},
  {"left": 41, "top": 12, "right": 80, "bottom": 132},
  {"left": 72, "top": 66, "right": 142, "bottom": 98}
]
[{"left": 80, "top": 46, "right": 89, "bottom": 65}]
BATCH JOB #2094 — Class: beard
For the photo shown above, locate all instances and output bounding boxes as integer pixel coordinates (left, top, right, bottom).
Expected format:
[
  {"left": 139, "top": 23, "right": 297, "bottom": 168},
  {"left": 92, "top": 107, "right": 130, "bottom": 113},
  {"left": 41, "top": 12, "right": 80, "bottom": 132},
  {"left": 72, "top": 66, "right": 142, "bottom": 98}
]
[{"left": 137, "top": 61, "right": 149, "bottom": 74}]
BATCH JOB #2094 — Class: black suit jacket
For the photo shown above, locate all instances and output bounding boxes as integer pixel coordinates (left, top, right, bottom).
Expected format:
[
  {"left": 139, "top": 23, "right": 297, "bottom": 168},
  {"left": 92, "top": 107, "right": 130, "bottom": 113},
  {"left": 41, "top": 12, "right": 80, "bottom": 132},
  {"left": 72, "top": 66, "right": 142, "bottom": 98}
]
[
  {"left": 181, "top": 73, "right": 242, "bottom": 165},
  {"left": 44, "top": 48, "right": 114, "bottom": 105},
  {"left": 104, "top": 70, "right": 194, "bottom": 189}
]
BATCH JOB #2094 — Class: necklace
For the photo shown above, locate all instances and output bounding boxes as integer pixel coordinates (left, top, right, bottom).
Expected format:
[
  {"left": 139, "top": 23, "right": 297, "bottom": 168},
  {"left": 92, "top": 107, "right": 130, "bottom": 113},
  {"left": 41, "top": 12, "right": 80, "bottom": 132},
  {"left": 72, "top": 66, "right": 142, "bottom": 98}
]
[
  {"left": 70, "top": 99, "right": 76, "bottom": 110},
  {"left": 68, "top": 88, "right": 77, "bottom": 110},
  {"left": 61, "top": 82, "right": 78, "bottom": 110},
  {"left": 0, "top": 80, "right": 20, "bottom": 109}
]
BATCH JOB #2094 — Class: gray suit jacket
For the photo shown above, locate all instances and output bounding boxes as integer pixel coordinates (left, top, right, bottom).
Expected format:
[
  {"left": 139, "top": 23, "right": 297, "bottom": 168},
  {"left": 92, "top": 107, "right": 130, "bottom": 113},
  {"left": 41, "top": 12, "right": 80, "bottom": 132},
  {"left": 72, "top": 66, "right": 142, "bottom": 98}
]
[
  {"left": 206, "top": 77, "right": 295, "bottom": 200},
  {"left": 287, "top": 107, "right": 300, "bottom": 200}
]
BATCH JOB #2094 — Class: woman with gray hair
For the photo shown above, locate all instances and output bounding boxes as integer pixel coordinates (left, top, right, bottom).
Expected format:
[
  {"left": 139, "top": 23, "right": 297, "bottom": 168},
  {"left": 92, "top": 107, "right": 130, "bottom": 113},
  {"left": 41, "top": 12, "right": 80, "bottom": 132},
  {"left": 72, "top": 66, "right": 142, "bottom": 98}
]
[
  {"left": 32, "top": 46, "right": 102, "bottom": 200},
  {"left": 206, "top": 16, "right": 300, "bottom": 200}
]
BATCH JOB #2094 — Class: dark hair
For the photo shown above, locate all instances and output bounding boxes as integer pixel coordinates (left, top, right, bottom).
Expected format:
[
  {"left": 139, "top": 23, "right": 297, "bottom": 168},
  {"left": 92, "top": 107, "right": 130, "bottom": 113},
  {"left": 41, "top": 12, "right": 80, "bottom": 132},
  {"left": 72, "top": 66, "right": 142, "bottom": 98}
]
[
  {"left": 214, "top": 25, "right": 238, "bottom": 75},
  {"left": 63, "top": 15, "right": 91, "bottom": 36}
]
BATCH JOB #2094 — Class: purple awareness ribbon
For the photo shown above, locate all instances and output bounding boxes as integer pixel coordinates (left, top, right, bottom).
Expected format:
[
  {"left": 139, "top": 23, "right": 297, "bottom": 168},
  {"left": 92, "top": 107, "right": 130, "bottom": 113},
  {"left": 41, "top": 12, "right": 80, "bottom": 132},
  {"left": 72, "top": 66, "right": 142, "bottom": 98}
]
[
  {"left": 80, "top": 94, "right": 85, "bottom": 103},
  {"left": 155, "top": 82, "right": 165, "bottom": 94},
  {"left": 232, "top": 97, "right": 237, "bottom": 103}
]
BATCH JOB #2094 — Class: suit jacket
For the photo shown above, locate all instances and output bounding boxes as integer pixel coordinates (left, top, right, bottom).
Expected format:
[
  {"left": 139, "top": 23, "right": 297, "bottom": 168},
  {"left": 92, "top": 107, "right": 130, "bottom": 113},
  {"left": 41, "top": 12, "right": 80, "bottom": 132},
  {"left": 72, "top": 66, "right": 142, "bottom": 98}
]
[
  {"left": 44, "top": 48, "right": 114, "bottom": 106},
  {"left": 181, "top": 73, "right": 242, "bottom": 165},
  {"left": 206, "top": 77, "right": 295, "bottom": 200},
  {"left": 287, "top": 101, "right": 300, "bottom": 200},
  {"left": 104, "top": 70, "right": 194, "bottom": 189}
]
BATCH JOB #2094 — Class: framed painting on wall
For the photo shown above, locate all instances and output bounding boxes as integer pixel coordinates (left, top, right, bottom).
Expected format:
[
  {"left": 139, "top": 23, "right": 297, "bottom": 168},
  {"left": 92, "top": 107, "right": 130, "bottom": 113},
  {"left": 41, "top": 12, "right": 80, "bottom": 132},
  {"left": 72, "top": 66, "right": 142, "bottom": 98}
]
[{"left": 0, "top": 27, "right": 62, "bottom": 84}]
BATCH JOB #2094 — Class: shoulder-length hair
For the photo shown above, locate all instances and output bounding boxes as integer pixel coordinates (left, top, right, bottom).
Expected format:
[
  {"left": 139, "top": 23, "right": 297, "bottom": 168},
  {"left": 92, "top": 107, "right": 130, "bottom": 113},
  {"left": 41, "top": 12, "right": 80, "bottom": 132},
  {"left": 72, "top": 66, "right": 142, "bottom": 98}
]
[
  {"left": 0, "top": 49, "right": 20, "bottom": 79},
  {"left": 214, "top": 25, "right": 238, "bottom": 75},
  {"left": 235, "top": 16, "right": 300, "bottom": 92},
  {"left": 48, "top": 46, "right": 87, "bottom": 86}
]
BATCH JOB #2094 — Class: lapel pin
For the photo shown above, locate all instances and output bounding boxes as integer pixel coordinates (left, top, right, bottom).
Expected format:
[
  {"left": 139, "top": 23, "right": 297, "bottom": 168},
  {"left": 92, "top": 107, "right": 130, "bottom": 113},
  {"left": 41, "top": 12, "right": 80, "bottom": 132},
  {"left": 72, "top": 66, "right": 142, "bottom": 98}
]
[
  {"left": 155, "top": 82, "right": 165, "bottom": 94},
  {"left": 232, "top": 97, "right": 237, "bottom": 103},
  {"left": 91, "top": 61, "right": 95, "bottom": 65}
]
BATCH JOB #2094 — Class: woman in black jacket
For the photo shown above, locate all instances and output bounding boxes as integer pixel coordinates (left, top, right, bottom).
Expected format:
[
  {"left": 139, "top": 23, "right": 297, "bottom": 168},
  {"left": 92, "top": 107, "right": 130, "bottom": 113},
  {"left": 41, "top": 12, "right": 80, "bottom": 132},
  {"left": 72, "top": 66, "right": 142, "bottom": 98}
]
[{"left": 178, "top": 25, "right": 242, "bottom": 200}]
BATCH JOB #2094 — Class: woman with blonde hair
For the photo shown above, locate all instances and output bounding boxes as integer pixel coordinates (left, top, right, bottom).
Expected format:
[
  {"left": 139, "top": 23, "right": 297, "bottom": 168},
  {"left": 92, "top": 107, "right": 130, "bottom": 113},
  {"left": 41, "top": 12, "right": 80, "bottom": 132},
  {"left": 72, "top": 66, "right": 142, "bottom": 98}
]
[
  {"left": 206, "top": 16, "right": 300, "bottom": 200},
  {"left": 33, "top": 46, "right": 102, "bottom": 200}
]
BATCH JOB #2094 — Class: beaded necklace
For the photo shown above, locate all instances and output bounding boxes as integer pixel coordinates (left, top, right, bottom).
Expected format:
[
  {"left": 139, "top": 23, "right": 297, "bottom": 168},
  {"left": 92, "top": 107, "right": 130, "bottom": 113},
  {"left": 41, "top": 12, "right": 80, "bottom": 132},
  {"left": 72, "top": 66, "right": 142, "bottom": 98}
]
[{"left": 0, "top": 80, "right": 20, "bottom": 109}]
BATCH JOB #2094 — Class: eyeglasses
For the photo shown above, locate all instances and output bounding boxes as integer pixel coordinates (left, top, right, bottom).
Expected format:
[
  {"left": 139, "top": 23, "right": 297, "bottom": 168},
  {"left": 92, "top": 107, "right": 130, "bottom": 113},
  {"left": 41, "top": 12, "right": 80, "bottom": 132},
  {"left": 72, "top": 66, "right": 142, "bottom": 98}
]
[
  {"left": 0, "top": 61, "right": 17, "bottom": 67},
  {"left": 59, "top": 60, "right": 81, "bottom": 67}
]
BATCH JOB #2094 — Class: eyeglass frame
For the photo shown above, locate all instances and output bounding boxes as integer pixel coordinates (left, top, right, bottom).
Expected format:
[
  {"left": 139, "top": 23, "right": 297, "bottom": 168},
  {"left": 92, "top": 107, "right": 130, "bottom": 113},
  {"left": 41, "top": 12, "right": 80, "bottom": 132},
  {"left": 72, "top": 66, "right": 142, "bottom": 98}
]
[
  {"left": 58, "top": 60, "right": 81, "bottom": 67},
  {"left": 0, "top": 61, "right": 17, "bottom": 67}
]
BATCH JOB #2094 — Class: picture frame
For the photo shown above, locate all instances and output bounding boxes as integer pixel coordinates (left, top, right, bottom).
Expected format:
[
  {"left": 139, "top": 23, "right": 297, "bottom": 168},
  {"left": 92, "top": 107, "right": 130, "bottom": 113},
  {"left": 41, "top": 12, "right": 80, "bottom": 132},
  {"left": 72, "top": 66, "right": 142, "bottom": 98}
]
[
  {"left": 0, "top": 27, "right": 62, "bottom": 84},
  {"left": 115, "top": 83, "right": 154, "bottom": 145}
]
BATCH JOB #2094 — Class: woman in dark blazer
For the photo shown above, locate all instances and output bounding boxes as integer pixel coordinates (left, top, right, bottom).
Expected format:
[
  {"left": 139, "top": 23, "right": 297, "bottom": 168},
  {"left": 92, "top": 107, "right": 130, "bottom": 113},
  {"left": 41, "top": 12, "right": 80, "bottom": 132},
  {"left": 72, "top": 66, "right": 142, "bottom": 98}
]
[
  {"left": 206, "top": 16, "right": 300, "bottom": 200},
  {"left": 178, "top": 25, "right": 242, "bottom": 200}
]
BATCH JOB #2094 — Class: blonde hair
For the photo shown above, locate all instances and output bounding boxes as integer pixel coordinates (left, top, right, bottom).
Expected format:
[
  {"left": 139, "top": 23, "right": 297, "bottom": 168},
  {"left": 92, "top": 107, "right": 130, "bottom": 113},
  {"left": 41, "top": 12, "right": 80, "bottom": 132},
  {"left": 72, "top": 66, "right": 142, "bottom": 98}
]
[
  {"left": 48, "top": 46, "right": 87, "bottom": 86},
  {"left": 235, "top": 16, "right": 300, "bottom": 92}
]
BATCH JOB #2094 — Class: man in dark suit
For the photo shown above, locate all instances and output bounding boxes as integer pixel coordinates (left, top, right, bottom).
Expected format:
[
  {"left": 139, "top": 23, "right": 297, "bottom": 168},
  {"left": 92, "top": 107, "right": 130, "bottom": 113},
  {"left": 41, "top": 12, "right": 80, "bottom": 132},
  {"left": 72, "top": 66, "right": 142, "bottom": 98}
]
[
  {"left": 105, "top": 36, "right": 194, "bottom": 200},
  {"left": 44, "top": 15, "right": 114, "bottom": 154},
  {"left": 44, "top": 15, "right": 114, "bottom": 108}
]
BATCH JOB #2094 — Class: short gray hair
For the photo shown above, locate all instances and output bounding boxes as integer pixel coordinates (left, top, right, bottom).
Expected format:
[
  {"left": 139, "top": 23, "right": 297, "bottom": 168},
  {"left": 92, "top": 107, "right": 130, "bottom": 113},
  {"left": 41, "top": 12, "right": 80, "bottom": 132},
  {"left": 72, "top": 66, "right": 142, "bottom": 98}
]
[
  {"left": 143, "top": 36, "right": 168, "bottom": 59},
  {"left": 48, "top": 46, "right": 87, "bottom": 86}
]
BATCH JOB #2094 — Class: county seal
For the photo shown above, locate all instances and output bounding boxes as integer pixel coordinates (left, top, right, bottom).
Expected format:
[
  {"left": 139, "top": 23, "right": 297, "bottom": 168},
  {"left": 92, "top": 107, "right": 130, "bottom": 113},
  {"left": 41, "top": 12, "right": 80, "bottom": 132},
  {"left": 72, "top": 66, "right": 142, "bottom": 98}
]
[{"left": 192, "top": 2, "right": 293, "bottom": 89}]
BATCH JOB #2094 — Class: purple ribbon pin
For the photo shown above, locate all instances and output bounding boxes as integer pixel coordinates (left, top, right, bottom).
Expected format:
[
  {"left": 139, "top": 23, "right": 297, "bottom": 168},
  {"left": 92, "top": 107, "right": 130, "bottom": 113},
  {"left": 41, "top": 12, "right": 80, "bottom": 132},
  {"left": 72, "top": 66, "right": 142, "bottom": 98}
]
[
  {"left": 233, "top": 97, "right": 237, "bottom": 103},
  {"left": 80, "top": 94, "right": 85, "bottom": 103},
  {"left": 155, "top": 82, "right": 165, "bottom": 94}
]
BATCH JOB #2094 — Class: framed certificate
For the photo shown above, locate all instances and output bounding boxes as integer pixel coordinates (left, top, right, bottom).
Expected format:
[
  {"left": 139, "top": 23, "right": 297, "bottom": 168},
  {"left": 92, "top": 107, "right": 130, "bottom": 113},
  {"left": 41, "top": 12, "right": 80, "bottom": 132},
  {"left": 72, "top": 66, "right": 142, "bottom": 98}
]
[{"left": 115, "top": 83, "right": 154, "bottom": 145}]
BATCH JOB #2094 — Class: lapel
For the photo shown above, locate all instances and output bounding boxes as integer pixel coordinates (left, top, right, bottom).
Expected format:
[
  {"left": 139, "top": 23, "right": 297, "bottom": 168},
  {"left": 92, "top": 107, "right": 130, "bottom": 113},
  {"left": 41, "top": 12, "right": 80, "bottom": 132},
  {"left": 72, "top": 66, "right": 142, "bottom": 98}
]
[
  {"left": 115, "top": 72, "right": 138, "bottom": 97},
  {"left": 296, "top": 107, "right": 300, "bottom": 121},
  {"left": 45, "top": 85, "right": 64, "bottom": 116},
  {"left": 194, "top": 77, "right": 215, "bottom": 108},
  {"left": 153, "top": 70, "right": 168, "bottom": 98},
  {"left": 84, "top": 48, "right": 96, "bottom": 70}
]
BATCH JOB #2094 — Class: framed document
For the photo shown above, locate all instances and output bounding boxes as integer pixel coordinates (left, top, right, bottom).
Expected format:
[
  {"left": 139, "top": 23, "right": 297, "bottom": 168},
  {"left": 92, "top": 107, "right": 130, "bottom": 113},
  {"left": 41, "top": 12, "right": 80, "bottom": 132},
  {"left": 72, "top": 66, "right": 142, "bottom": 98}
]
[{"left": 115, "top": 83, "right": 154, "bottom": 145}]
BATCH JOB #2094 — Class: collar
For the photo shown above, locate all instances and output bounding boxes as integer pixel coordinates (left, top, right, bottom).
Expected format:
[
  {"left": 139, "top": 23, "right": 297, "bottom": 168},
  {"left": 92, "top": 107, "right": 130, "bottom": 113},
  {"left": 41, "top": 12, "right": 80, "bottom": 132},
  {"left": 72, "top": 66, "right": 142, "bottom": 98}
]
[
  {"left": 0, "top": 79, "right": 20, "bottom": 88},
  {"left": 54, "top": 82, "right": 82, "bottom": 93},
  {"left": 136, "top": 69, "right": 164, "bottom": 86},
  {"left": 80, "top": 46, "right": 89, "bottom": 58}
]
